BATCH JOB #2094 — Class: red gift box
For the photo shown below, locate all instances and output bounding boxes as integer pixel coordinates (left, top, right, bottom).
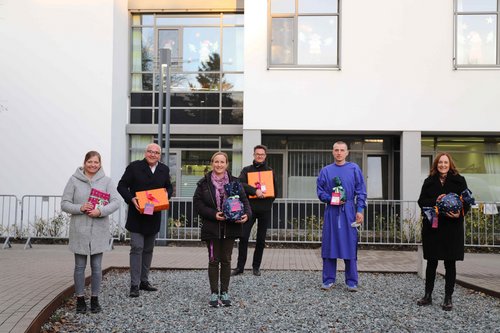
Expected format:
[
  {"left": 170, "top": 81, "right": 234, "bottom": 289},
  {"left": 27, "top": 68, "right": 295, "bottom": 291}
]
[{"left": 88, "top": 188, "right": 110, "bottom": 209}]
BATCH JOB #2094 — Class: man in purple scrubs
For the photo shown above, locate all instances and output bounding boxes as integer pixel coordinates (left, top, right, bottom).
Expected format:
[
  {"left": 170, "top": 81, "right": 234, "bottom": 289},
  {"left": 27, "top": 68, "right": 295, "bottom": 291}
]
[{"left": 317, "top": 141, "right": 367, "bottom": 292}]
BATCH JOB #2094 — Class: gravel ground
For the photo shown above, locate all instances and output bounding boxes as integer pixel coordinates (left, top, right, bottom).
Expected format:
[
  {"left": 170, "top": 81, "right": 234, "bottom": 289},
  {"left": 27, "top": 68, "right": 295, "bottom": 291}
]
[{"left": 42, "top": 270, "right": 500, "bottom": 333}]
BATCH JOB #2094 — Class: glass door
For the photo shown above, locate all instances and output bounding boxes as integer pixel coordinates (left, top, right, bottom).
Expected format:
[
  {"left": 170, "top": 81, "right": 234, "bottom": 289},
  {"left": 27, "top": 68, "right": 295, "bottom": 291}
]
[{"left": 366, "top": 155, "right": 389, "bottom": 199}]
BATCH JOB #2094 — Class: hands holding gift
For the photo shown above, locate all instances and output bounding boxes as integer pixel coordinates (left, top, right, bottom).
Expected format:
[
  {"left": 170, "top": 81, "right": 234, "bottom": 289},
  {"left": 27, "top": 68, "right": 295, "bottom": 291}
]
[
  {"left": 131, "top": 197, "right": 141, "bottom": 212},
  {"left": 436, "top": 194, "right": 460, "bottom": 219},
  {"left": 216, "top": 211, "right": 248, "bottom": 223},
  {"left": 80, "top": 202, "right": 101, "bottom": 217}
]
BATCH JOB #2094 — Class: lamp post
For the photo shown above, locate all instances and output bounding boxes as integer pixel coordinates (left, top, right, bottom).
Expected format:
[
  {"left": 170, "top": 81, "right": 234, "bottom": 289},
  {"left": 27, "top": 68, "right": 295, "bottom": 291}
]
[{"left": 157, "top": 48, "right": 171, "bottom": 244}]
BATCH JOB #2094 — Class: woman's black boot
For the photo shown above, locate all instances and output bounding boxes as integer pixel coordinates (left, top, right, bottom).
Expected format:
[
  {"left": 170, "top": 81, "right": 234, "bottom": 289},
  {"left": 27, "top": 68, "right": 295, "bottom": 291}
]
[
  {"left": 76, "top": 296, "right": 87, "bottom": 314},
  {"left": 442, "top": 294, "right": 453, "bottom": 311},
  {"left": 417, "top": 292, "right": 432, "bottom": 306},
  {"left": 90, "top": 296, "right": 102, "bottom": 313}
]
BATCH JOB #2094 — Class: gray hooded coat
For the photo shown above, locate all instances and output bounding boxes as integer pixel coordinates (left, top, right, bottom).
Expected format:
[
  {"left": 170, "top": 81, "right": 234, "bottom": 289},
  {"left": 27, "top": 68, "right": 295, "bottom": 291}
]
[{"left": 61, "top": 167, "right": 121, "bottom": 255}]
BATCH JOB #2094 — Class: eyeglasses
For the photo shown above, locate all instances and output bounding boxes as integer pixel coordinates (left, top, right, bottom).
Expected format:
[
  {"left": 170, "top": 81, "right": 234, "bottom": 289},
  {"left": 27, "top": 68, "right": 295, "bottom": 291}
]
[
  {"left": 146, "top": 150, "right": 161, "bottom": 155},
  {"left": 254, "top": 153, "right": 266, "bottom": 157}
]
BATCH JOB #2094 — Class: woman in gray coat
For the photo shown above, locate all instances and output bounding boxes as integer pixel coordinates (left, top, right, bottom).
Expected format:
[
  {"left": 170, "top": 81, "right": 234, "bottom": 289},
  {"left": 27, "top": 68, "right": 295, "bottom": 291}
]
[{"left": 61, "top": 151, "right": 120, "bottom": 314}]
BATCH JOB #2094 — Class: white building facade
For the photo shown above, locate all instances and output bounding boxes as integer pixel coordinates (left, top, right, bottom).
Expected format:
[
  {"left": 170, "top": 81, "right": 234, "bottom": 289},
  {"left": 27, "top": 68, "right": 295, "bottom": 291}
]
[{"left": 1, "top": 0, "right": 499, "bottom": 203}]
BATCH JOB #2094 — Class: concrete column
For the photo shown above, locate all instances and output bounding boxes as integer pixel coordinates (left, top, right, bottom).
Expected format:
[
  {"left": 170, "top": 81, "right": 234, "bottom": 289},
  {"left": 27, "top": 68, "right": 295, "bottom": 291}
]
[
  {"left": 400, "top": 131, "right": 422, "bottom": 202},
  {"left": 417, "top": 245, "right": 426, "bottom": 279},
  {"left": 400, "top": 131, "right": 423, "bottom": 277},
  {"left": 242, "top": 129, "right": 261, "bottom": 166}
]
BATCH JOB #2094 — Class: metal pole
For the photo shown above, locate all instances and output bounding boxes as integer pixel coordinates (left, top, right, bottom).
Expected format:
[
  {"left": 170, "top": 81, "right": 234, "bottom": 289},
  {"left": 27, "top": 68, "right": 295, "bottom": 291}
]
[
  {"left": 157, "top": 49, "right": 171, "bottom": 245},
  {"left": 164, "top": 49, "right": 171, "bottom": 165},
  {"left": 157, "top": 49, "right": 169, "bottom": 146}
]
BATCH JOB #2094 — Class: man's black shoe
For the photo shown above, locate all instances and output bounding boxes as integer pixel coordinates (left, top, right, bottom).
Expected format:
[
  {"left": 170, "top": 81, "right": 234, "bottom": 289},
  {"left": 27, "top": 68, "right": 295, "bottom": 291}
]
[
  {"left": 129, "top": 285, "right": 140, "bottom": 298},
  {"left": 139, "top": 281, "right": 158, "bottom": 291},
  {"left": 253, "top": 268, "right": 261, "bottom": 276},
  {"left": 231, "top": 268, "right": 244, "bottom": 276}
]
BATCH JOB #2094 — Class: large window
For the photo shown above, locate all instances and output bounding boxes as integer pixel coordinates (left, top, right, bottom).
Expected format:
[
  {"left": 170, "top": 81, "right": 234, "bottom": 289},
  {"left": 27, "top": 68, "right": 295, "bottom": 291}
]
[
  {"left": 263, "top": 135, "right": 396, "bottom": 199},
  {"left": 130, "top": 13, "right": 244, "bottom": 124},
  {"left": 422, "top": 137, "right": 500, "bottom": 202},
  {"left": 454, "top": 0, "right": 500, "bottom": 68},
  {"left": 268, "top": 0, "right": 340, "bottom": 68}
]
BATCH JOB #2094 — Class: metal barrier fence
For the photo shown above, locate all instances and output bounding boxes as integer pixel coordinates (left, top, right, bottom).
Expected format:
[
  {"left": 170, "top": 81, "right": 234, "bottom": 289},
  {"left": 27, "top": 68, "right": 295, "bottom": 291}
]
[
  {"left": 1, "top": 195, "right": 499, "bottom": 248},
  {"left": 166, "top": 198, "right": 499, "bottom": 247},
  {"left": 0, "top": 195, "right": 20, "bottom": 249}
]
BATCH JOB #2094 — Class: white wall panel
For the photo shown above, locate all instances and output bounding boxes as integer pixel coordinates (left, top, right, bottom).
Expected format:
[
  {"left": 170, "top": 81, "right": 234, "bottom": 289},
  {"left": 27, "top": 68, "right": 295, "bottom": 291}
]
[
  {"left": 244, "top": 0, "right": 500, "bottom": 132},
  {"left": 0, "top": 0, "right": 119, "bottom": 197}
]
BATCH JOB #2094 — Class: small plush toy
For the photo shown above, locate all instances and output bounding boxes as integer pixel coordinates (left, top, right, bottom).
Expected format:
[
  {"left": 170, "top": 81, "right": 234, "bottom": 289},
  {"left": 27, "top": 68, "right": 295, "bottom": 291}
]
[{"left": 222, "top": 181, "right": 245, "bottom": 222}]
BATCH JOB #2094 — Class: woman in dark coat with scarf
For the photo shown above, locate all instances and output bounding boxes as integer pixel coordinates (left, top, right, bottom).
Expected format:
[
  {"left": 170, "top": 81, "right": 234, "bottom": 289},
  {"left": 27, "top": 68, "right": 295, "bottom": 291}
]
[
  {"left": 193, "top": 152, "right": 251, "bottom": 308},
  {"left": 417, "top": 152, "right": 471, "bottom": 311}
]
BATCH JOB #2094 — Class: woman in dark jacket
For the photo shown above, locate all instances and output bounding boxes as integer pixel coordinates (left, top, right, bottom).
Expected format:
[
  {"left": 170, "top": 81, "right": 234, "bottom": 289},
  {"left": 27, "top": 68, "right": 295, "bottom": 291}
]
[
  {"left": 417, "top": 152, "right": 471, "bottom": 311},
  {"left": 193, "top": 152, "right": 251, "bottom": 308}
]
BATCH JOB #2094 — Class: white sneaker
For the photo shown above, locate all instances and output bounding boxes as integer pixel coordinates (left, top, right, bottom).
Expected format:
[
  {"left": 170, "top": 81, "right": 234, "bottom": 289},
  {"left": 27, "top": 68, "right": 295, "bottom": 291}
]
[
  {"left": 347, "top": 285, "right": 358, "bottom": 292},
  {"left": 321, "top": 282, "right": 334, "bottom": 290}
]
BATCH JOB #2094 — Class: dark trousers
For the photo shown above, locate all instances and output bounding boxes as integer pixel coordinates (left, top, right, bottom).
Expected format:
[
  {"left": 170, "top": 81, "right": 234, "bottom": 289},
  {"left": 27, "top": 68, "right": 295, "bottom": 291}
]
[
  {"left": 130, "top": 232, "right": 156, "bottom": 287},
  {"left": 425, "top": 259, "right": 457, "bottom": 296},
  {"left": 236, "top": 209, "right": 271, "bottom": 270},
  {"left": 206, "top": 238, "right": 235, "bottom": 294}
]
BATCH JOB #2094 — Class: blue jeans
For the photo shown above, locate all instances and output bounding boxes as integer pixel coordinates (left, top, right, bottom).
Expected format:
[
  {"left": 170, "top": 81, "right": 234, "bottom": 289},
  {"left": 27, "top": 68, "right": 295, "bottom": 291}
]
[{"left": 74, "top": 253, "right": 103, "bottom": 296}]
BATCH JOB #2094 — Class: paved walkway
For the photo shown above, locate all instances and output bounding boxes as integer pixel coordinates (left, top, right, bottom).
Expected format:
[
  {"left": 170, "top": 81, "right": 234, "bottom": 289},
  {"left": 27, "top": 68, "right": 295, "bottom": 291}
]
[{"left": 0, "top": 244, "right": 499, "bottom": 333}]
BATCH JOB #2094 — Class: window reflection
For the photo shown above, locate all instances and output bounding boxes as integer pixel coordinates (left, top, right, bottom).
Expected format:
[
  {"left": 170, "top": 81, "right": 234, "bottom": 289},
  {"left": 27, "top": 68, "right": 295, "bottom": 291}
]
[
  {"left": 223, "top": 27, "right": 244, "bottom": 71},
  {"left": 132, "top": 28, "right": 154, "bottom": 72},
  {"left": 221, "top": 74, "right": 243, "bottom": 91},
  {"left": 271, "top": 18, "right": 294, "bottom": 65},
  {"left": 183, "top": 28, "right": 220, "bottom": 72},
  {"left": 156, "top": 17, "right": 220, "bottom": 26},
  {"left": 130, "top": 13, "right": 243, "bottom": 126},
  {"left": 171, "top": 73, "right": 220, "bottom": 92},
  {"left": 299, "top": 0, "right": 338, "bottom": 13},
  {"left": 223, "top": 14, "right": 244, "bottom": 25},
  {"left": 269, "top": 0, "right": 340, "bottom": 67},
  {"left": 222, "top": 93, "right": 243, "bottom": 107},
  {"left": 221, "top": 109, "right": 243, "bottom": 124},
  {"left": 298, "top": 16, "right": 337, "bottom": 65},
  {"left": 457, "top": 15, "right": 497, "bottom": 65},
  {"left": 131, "top": 74, "right": 153, "bottom": 91},
  {"left": 457, "top": 0, "right": 497, "bottom": 12},
  {"left": 271, "top": 0, "right": 295, "bottom": 14},
  {"left": 158, "top": 30, "right": 179, "bottom": 59}
]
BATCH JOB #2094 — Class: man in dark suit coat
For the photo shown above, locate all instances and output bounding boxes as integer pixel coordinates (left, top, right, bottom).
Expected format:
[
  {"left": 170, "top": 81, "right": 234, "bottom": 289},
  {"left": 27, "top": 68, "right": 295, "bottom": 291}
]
[{"left": 117, "top": 143, "right": 173, "bottom": 297}]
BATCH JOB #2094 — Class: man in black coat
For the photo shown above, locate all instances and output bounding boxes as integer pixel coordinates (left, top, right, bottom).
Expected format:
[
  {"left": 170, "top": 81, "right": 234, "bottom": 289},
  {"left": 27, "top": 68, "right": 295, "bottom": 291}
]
[
  {"left": 232, "top": 145, "right": 277, "bottom": 276},
  {"left": 117, "top": 143, "right": 173, "bottom": 297}
]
